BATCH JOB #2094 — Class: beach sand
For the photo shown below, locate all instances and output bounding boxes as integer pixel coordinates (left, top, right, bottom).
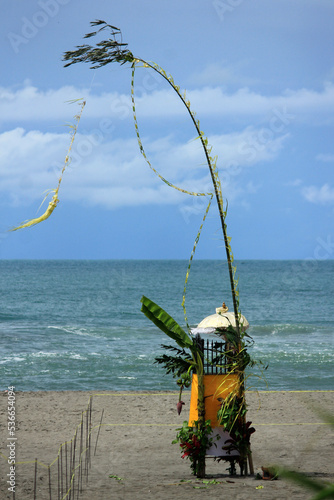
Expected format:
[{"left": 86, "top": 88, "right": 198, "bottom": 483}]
[{"left": 1, "top": 390, "right": 333, "bottom": 500}]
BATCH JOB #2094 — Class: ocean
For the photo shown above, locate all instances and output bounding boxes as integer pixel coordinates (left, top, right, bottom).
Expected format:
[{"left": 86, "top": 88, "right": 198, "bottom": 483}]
[{"left": 0, "top": 260, "right": 333, "bottom": 392}]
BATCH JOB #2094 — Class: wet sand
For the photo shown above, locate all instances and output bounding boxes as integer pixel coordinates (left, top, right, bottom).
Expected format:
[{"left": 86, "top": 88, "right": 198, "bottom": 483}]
[{"left": 0, "top": 390, "right": 333, "bottom": 499}]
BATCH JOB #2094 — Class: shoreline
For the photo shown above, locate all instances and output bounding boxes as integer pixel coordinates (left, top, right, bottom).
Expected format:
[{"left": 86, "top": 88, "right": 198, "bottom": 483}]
[{"left": 1, "top": 390, "right": 333, "bottom": 499}]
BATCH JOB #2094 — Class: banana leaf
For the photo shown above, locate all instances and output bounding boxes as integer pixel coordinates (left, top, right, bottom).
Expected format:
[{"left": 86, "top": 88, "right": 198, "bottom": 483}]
[
  {"left": 140, "top": 295, "right": 193, "bottom": 350},
  {"left": 279, "top": 470, "right": 334, "bottom": 500}
]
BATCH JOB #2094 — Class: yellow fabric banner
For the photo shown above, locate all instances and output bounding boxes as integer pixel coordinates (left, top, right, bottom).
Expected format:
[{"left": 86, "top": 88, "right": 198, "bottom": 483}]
[{"left": 188, "top": 374, "right": 240, "bottom": 427}]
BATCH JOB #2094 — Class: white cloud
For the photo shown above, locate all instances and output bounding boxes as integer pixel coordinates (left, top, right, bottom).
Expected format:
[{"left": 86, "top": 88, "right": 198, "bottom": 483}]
[
  {"left": 316, "top": 153, "right": 334, "bottom": 163},
  {"left": 1, "top": 81, "right": 334, "bottom": 125},
  {"left": 287, "top": 179, "right": 303, "bottom": 187},
  {"left": 188, "top": 61, "right": 259, "bottom": 87},
  {"left": 209, "top": 128, "right": 289, "bottom": 168},
  {"left": 301, "top": 184, "right": 334, "bottom": 205},
  {"left": 0, "top": 84, "right": 132, "bottom": 122},
  {"left": 134, "top": 84, "right": 334, "bottom": 123},
  {"left": 0, "top": 124, "right": 287, "bottom": 210}
]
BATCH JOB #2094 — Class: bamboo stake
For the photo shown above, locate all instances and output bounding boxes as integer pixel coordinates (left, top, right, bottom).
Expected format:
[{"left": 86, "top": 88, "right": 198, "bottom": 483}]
[
  {"left": 94, "top": 408, "right": 104, "bottom": 456},
  {"left": 60, "top": 447, "right": 63, "bottom": 498},
  {"left": 48, "top": 466, "right": 52, "bottom": 500},
  {"left": 72, "top": 432, "right": 77, "bottom": 498},
  {"left": 89, "top": 398, "right": 92, "bottom": 468},
  {"left": 65, "top": 442, "right": 68, "bottom": 497},
  {"left": 34, "top": 458, "right": 37, "bottom": 500},
  {"left": 69, "top": 441, "right": 72, "bottom": 500},
  {"left": 79, "top": 414, "right": 84, "bottom": 495},
  {"left": 57, "top": 457, "right": 60, "bottom": 500},
  {"left": 85, "top": 405, "right": 89, "bottom": 483}
]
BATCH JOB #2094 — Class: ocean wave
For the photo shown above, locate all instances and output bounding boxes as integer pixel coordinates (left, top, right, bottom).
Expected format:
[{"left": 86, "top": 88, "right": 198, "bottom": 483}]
[
  {"left": 0, "top": 356, "right": 26, "bottom": 364},
  {"left": 1, "top": 260, "right": 333, "bottom": 391},
  {"left": 0, "top": 351, "right": 91, "bottom": 364},
  {"left": 0, "top": 312, "right": 24, "bottom": 322},
  {"left": 250, "top": 323, "right": 320, "bottom": 335},
  {"left": 30, "top": 351, "right": 59, "bottom": 358},
  {"left": 47, "top": 325, "right": 107, "bottom": 339}
]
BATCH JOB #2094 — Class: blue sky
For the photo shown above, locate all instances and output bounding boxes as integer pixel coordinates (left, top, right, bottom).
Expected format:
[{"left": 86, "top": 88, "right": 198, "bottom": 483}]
[{"left": 1, "top": 0, "right": 333, "bottom": 260}]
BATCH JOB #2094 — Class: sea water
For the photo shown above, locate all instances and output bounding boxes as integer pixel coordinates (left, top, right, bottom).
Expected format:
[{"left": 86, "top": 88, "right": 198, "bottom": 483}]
[{"left": 0, "top": 260, "right": 333, "bottom": 391}]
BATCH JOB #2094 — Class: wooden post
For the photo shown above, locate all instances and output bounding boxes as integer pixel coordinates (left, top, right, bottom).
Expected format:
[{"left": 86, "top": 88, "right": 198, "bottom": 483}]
[{"left": 248, "top": 450, "right": 254, "bottom": 475}]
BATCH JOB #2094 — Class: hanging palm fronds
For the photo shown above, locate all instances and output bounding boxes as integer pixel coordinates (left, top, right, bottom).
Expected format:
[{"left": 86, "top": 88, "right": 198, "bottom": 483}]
[{"left": 10, "top": 99, "right": 85, "bottom": 231}]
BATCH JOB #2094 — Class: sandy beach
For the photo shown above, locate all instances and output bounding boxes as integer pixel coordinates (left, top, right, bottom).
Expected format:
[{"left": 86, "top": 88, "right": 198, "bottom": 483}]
[{"left": 0, "top": 390, "right": 333, "bottom": 500}]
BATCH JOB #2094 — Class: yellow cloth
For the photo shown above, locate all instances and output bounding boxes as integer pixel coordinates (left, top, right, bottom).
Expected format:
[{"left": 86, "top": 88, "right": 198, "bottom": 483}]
[{"left": 188, "top": 373, "right": 239, "bottom": 427}]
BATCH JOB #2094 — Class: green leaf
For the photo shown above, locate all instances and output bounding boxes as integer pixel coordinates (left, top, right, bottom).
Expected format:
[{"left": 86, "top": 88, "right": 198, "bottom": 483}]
[
  {"left": 312, "top": 485, "right": 334, "bottom": 500},
  {"left": 279, "top": 469, "right": 325, "bottom": 493},
  {"left": 140, "top": 296, "right": 193, "bottom": 349}
]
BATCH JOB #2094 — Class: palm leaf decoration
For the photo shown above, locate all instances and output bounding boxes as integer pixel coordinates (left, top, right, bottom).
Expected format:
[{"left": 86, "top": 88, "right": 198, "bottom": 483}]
[
  {"left": 10, "top": 99, "right": 86, "bottom": 231},
  {"left": 140, "top": 296, "right": 193, "bottom": 350}
]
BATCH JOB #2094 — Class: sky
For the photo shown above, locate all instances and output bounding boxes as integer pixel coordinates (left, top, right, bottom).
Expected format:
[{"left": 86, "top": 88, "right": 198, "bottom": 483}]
[{"left": 0, "top": 0, "right": 334, "bottom": 260}]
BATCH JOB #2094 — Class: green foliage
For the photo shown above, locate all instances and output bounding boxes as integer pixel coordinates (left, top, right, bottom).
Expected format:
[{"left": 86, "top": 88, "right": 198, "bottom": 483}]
[
  {"left": 217, "top": 394, "right": 255, "bottom": 474},
  {"left": 63, "top": 20, "right": 134, "bottom": 68},
  {"left": 172, "top": 420, "right": 217, "bottom": 476},
  {"left": 154, "top": 345, "right": 193, "bottom": 377},
  {"left": 278, "top": 411, "right": 334, "bottom": 499},
  {"left": 140, "top": 296, "right": 194, "bottom": 350},
  {"left": 109, "top": 474, "right": 123, "bottom": 481},
  {"left": 279, "top": 470, "right": 334, "bottom": 500}
]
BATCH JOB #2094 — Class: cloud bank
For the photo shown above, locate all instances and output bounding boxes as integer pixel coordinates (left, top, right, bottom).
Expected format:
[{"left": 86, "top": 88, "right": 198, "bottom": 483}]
[
  {"left": 0, "top": 125, "right": 287, "bottom": 210},
  {"left": 1, "top": 81, "right": 334, "bottom": 124}
]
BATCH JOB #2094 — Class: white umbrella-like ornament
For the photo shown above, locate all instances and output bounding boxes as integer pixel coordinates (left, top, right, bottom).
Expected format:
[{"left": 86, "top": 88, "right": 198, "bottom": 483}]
[{"left": 191, "top": 303, "right": 249, "bottom": 336}]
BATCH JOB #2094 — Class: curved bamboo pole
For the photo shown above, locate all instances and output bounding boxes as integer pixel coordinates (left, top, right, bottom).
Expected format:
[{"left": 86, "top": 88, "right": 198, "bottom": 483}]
[{"left": 135, "top": 59, "right": 241, "bottom": 340}]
